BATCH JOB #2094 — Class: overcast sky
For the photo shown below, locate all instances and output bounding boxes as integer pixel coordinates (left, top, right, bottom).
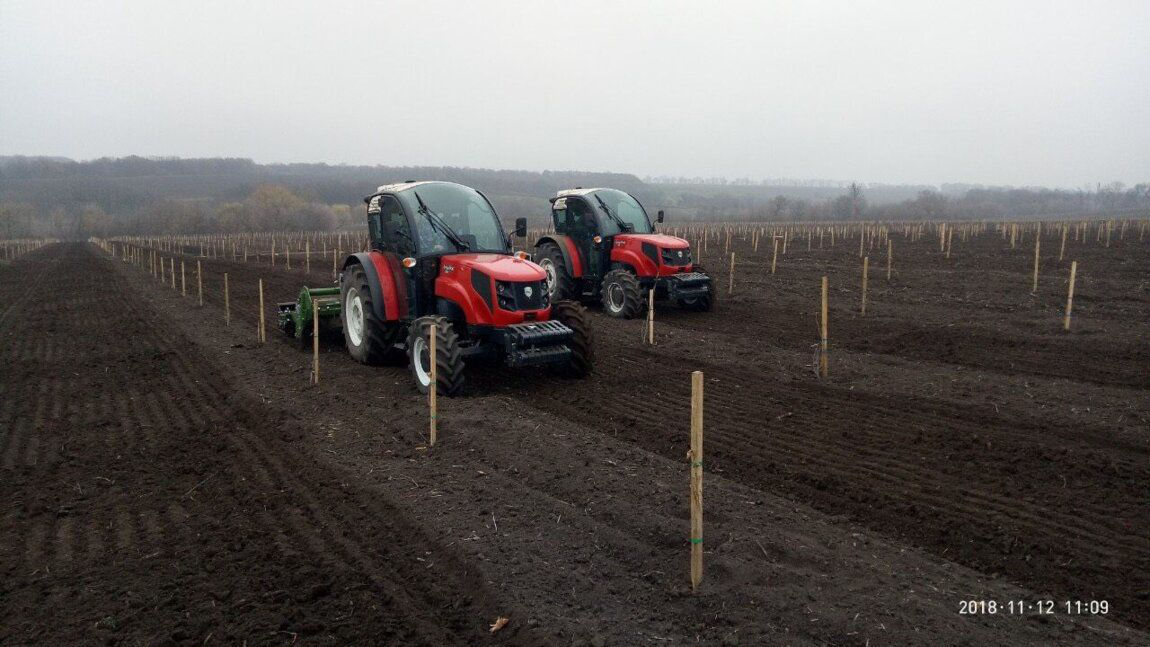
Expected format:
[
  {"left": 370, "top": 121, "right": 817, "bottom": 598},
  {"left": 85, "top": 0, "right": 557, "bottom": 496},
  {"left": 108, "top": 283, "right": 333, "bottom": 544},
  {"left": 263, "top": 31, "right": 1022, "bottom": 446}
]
[{"left": 1, "top": 1, "right": 1147, "bottom": 188}]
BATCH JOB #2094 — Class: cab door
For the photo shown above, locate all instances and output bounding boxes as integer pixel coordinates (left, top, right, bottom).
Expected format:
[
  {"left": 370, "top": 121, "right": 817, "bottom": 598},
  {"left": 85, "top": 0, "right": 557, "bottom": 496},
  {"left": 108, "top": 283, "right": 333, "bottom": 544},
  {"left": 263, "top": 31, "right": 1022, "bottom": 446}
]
[
  {"left": 565, "top": 197, "right": 606, "bottom": 280},
  {"left": 372, "top": 194, "right": 419, "bottom": 317}
]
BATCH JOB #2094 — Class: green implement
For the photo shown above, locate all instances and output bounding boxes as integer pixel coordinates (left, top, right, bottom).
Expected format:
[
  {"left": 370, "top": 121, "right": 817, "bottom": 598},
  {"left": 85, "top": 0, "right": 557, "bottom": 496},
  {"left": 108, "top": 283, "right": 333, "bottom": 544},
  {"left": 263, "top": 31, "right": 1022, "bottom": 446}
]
[{"left": 277, "top": 286, "right": 341, "bottom": 348}]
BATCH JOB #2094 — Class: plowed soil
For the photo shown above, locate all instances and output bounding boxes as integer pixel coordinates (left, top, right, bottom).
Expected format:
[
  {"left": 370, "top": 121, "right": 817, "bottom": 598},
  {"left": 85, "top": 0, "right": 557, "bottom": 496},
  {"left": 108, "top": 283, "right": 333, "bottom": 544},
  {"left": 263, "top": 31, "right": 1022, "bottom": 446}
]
[{"left": 2, "top": 229, "right": 1147, "bottom": 645}]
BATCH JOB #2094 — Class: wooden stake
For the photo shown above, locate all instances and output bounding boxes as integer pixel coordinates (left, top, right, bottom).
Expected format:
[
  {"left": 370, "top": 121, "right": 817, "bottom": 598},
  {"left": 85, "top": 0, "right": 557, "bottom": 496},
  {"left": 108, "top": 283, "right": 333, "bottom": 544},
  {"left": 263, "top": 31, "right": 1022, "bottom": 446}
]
[
  {"left": 820, "top": 276, "right": 829, "bottom": 378},
  {"left": 197, "top": 260, "right": 203, "bottom": 306},
  {"left": 689, "top": 370, "right": 704, "bottom": 592},
  {"left": 771, "top": 237, "right": 779, "bottom": 274},
  {"left": 224, "top": 273, "right": 230, "bottom": 326},
  {"left": 1032, "top": 236, "right": 1040, "bottom": 294},
  {"left": 1059, "top": 225, "right": 1067, "bottom": 261},
  {"left": 1063, "top": 261, "right": 1077, "bottom": 330},
  {"left": 861, "top": 256, "right": 869, "bottom": 315},
  {"left": 312, "top": 302, "right": 320, "bottom": 384},
  {"left": 258, "top": 279, "right": 266, "bottom": 343},
  {"left": 647, "top": 287, "right": 655, "bottom": 345},
  {"left": 727, "top": 252, "right": 735, "bottom": 294},
  {"left": 170, "top": 259, "right": 176, "bottom": 289},
  {"left": 181, "top": 261, "right": 187, "bottom": 296},
  {"left": 306, "top": 240, "right": 311, "bottom": 274},
  {"left": 429, "top": 323, "right": 438, "bottom": 446},
  {"left": 886, "top": 240, "right": 893, "bottom": 281}
]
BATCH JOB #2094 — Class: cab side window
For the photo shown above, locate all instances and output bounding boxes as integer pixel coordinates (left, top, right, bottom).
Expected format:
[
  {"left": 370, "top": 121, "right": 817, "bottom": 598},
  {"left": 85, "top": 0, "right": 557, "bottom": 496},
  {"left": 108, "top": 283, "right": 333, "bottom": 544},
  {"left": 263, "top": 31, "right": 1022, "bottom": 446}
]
[
  {"left": 374, "top": 196, "right": 415, "bottom": 257},
  {"left": 567, "top": 200, "right": 597, "bottom": 239}
]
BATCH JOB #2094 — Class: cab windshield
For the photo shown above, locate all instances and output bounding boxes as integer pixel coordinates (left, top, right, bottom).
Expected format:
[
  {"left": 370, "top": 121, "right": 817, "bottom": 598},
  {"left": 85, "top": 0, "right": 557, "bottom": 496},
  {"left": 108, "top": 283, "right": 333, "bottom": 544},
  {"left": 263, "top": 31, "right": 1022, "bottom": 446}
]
[
  {"left": 590, "top": 189, "right": 653, "bottom": 235},
  {"left": 395, "top": 183, "right": 508, "bottom": 255}
]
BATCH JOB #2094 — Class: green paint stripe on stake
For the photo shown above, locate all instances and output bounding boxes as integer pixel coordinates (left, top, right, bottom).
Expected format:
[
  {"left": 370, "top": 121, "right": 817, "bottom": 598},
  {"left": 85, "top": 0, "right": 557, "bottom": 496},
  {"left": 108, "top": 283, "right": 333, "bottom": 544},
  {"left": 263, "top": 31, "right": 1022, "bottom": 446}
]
[{"left": 689, "top": 538, "right": 703, "bottom": 544}]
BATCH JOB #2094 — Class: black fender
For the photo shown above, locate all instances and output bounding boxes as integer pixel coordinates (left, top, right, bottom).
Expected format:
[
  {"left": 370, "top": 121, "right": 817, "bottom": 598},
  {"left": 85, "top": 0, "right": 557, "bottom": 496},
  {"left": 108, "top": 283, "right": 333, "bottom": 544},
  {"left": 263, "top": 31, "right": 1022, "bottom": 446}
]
[{"left": 535, "top": 234, "right": 583, "bottom": 278}]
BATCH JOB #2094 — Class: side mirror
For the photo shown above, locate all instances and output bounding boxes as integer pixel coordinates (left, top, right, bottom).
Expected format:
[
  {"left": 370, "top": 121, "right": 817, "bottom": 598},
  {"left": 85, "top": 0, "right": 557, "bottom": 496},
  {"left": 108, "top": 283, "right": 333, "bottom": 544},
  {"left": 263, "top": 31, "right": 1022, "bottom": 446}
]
[
  {"left": 657, "top": 210, "right": 665, "bottom": 223},
  {"left": 515, "top": 217, "right": 527, "bottom": 238}
]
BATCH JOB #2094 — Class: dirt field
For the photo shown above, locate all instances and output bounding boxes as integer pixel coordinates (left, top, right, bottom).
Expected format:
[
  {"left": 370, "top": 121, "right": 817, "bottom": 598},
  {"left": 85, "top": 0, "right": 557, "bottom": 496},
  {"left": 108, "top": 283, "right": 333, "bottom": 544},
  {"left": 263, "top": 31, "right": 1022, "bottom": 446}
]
[{"left": 2, "top": 227, "right": 1147, "bottom": 645}]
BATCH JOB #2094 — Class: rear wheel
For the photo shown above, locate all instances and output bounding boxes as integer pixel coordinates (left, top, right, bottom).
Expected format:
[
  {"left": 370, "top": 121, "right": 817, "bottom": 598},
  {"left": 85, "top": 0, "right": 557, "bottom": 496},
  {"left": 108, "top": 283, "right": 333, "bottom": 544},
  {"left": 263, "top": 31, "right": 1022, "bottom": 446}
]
[
  {"left": 341, "top": 263, "right": 403, "bottom": 364},
  {"left": 600, "top": 269, "right": 642, "bottom": 319},
  {"left": 407, "top": 315, "right": 465, "bottom": 396},
  {"left": 550, "top": 300, "right": 593, "bottom": 377},
  {"left": 536, "top": 242, "right": 574, "bottom": 301}
]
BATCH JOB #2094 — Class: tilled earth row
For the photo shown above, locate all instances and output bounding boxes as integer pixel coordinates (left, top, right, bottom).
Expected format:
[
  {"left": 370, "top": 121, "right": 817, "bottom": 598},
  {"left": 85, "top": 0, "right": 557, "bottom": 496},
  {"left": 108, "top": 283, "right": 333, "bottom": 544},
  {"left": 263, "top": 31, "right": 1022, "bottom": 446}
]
[
  {"left": 0, "top": 245, "right": 538, "bottom": 645},
  {"left": 75, "top": 234, "right": 1150, "bottom": 645}
]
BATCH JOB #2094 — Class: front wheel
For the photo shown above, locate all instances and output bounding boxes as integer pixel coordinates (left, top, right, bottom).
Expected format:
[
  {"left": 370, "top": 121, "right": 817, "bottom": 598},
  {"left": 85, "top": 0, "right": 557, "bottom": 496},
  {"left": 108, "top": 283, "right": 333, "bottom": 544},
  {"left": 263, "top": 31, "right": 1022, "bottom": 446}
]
[
  {"left": 550, "top": 300, "right": 594, "bottom": 377},
  {"left": 406, "top": 316, "right": 466, "bottom": 396},
  {"left": 600, "top": 269, "right": 642, "bottom": 319}
]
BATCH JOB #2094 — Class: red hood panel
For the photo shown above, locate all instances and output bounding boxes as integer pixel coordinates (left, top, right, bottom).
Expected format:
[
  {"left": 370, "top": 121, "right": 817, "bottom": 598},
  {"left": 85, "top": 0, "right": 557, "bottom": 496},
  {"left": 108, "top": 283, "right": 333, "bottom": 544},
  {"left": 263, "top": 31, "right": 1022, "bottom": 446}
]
[
  {"left": 616, "top": 233, "right": 690, "bottom": 249},
  {"left": 442, "top": 253, "right": 546, "bottom": 282}
]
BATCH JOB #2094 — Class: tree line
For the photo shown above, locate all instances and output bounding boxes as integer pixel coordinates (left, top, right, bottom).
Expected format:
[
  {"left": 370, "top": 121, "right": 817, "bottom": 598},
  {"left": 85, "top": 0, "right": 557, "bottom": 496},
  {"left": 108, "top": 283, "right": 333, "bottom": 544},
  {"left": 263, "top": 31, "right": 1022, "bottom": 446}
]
[{"left": 1, "top": 156, "right": 1146, "bottom": 239}]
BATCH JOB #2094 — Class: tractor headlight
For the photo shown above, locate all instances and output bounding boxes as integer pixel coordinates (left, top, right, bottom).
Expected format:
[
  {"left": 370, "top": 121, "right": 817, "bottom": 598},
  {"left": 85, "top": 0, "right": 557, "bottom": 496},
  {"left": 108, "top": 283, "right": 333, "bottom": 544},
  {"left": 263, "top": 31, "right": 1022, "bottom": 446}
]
[
  {"left": 496, "top": 282, "right": 507, "bottom": 295},
  {"left": 498, "top": 295, "right": 515, "bottom": 310}
]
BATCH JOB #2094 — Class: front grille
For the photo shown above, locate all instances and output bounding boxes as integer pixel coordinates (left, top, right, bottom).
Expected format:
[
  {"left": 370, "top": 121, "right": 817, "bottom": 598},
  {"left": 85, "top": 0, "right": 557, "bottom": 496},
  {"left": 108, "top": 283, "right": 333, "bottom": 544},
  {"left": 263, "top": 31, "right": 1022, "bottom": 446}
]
[
  {"left": 497, "top": 280, "right": 548, "bottom": 311},
  {"left": 662, "top": 247, "right": 692, "bottom": 266}
]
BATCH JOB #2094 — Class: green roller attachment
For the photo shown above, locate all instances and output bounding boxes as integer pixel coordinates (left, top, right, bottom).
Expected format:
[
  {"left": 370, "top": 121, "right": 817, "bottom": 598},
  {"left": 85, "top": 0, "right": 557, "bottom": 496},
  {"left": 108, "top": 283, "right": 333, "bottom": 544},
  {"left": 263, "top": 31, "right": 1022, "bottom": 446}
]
[{"left": 277, "top": 285, "right": 342, "bottom": 346}]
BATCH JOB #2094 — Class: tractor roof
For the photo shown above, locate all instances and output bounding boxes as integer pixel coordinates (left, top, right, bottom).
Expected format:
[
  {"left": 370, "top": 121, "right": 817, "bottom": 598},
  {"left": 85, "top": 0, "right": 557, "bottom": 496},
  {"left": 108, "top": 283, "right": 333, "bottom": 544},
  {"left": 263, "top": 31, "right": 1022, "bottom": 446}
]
[
  {"left": 375, "top": 180, "right": 439, "bottom": 194},
  {"left": 555, "top": 188, "right": 608, "bottom": 198}
]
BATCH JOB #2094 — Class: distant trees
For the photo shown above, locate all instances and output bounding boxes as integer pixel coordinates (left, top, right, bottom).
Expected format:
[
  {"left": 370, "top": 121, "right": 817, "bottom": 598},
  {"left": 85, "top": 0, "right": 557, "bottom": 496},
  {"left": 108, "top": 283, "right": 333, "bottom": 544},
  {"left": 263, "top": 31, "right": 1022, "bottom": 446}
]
[
  {"left": 0, "top": 202, "right": 36, "bottom": 238},
  {"left": 1, "top": 155, "right": 1147, "bottom": 237}
]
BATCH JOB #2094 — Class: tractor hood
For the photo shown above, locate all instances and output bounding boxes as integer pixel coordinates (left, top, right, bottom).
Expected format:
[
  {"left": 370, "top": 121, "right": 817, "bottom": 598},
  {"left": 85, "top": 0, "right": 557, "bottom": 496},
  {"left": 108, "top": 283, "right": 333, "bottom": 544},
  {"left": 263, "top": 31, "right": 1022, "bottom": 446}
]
[
  {"left": 616, "top": 233, "right": 691, "bottom": 249},
  {"left": 441, "top": 253, "right": 546, "bottom": 282}
]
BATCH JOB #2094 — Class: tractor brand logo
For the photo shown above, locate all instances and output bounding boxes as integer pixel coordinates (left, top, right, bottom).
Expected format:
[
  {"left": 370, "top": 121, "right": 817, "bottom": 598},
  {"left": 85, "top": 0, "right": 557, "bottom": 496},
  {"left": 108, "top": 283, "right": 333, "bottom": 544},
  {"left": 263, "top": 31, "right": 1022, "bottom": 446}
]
[
  {"left": 524, "top": 286, "right": 533, "bottom": 297},
  {"left": 443, "top": 265, "right": 454, "bottom": 273},
  {"left": 677, "top": 250, "right": 684, "bottom": 258}
]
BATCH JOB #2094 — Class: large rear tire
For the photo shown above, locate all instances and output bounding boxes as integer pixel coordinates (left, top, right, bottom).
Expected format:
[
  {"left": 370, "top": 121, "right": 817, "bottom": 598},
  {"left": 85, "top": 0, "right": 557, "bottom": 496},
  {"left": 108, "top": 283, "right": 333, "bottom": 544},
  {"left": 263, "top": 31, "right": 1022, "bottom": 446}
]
[
  {"left": 677, "top": 264, "right": 716, "bottom": 312},
  {"left": 550, "top": 300, "right": 594, "bottom": 377},
  {"left": 600, "top": 269, "right": 642, "bottom": 319},
  {"left": 407, "top": 316, "right": 466, "bottom": 396},
  {"left": 341, "top": 263, "right": 403, "bottom": 365},
  {"left": 536, "top": 242, "right": 574, "bottom": 301}
]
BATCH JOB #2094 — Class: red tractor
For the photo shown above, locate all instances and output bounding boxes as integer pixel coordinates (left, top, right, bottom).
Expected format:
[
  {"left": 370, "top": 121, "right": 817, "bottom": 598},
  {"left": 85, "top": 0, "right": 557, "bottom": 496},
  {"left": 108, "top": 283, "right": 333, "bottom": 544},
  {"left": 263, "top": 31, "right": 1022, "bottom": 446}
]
[
  {"left": 338, "top": 181, "right": 593, "bottom": 396},
  {"left": 532, "top": 188, "right": 715, "bottom": 318}
]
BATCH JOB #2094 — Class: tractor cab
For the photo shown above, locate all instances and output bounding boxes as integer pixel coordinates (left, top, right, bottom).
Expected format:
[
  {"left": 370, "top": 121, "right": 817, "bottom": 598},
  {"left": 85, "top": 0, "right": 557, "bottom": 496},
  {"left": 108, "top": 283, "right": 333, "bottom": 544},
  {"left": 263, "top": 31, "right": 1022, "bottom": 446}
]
[
  {"left": 535, "top": 188, "right": 714, "bottom": 318},
  {"left": 366, "top": 180, "right": 534, "bottom": 321}
]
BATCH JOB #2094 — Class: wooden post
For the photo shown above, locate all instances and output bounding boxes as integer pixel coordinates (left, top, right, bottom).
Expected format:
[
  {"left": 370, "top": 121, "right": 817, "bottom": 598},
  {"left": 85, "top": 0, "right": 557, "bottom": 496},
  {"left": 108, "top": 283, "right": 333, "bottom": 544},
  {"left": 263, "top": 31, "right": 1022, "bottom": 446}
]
[
  {"left": 170, "top": 259, "right": 176, "bottom": 289},
  {"left": 258, "top": 279, "right": 266, "bottom": 343},
  {"left": 312, "top": 303, "right": 320, "bottom": 384},
  {"left": 197, "top": 260, "right": 203, "bottom": 306},
  {"left": 306, "top": 240, "right": 311, "bottom": 274},
  {"left": 689, "top": 370, "right": 704, "bottom": 592},
  {"left": 1063, "top": 261, "right": 1077, "bottom": 330},
  {"left": 647, "top": 287, "right": 655, "bottom": 345},
  {"left": 1059, "top": 225, "right": 1067, "bottom": 261},
  {"left": 224, "top": 273, "right": 230, "bottom": 326},
  {"left": 886, "top": 239, "right": 893, "bottom": 281},
  {"left": 861, "top": 256, "right": 869, "bottom": 315},
  {"left": 771, "top": 237, "right": 779, "bottom": 274},
  {"left": 727, "top": 252, "right": 735, "bottom": 294},
  {"left": 820, "top": 276, "right": 829, "bottom": 378},
  {"left": 181, "top": 261, "right": 187, "bottom": 297},
  {"left": 1032, "top": 236, "right": 1040, "bottom": 294},
  {"left": 429, "top": 323, "right": 438, "bottom": 446}
]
